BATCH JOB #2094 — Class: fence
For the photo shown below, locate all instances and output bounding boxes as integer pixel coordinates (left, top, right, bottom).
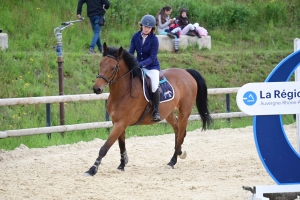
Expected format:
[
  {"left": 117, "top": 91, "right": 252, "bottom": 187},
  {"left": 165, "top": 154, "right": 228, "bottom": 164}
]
[{"left": 0, "top": 87, "right": 249, "bottom": 138}]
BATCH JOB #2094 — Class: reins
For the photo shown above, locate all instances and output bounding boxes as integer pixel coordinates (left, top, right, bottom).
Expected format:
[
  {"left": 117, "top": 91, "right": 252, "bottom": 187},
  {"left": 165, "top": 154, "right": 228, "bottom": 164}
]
[
  {"left": 96, "top": 52, "right": 152, "bottom": 126},
  {"left": 96, "top": 55, "right": 126, "bottom": 84}
]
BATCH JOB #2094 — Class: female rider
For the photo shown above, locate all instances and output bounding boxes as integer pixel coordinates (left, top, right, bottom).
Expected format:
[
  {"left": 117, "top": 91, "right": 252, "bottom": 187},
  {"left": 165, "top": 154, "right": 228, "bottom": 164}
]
[{"left": 129, "top": 14, "right": 161, "bottom": 122}]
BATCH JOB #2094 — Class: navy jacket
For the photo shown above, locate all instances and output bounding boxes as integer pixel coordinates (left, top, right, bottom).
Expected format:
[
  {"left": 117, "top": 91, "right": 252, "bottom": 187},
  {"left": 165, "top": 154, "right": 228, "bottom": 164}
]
[
  {"left": 129, "top": 31, "right": 160, "bottom": 70},
  {"left": 77, "top": 0, "right": 110, "bottom": 17}
]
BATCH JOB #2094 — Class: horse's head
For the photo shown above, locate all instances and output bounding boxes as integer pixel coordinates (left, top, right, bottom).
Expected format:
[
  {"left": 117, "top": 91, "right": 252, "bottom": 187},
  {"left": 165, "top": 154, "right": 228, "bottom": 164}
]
[
  {"left": 93, "top": 43, "right": 124, "bottom": 94},
  {"left": 93, "top": 43, "right": 141, "bottom": 94}
]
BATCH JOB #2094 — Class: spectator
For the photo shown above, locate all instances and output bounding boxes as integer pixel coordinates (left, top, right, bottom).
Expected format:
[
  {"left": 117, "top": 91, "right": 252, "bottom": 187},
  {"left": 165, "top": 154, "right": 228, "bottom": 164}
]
[
  {"left": 77, "top": 0, "right": 110, "bottom": 54},
  {"left": 169, "top": 8, "right": 201, "bottom": 38},
  {"left": 156, "top": 6, "right": 173, "bottom": 34},
  {"left": 156, "top": 6, "right": 180, "bottom": 53},
  {"left": 129, "top": 15, "right": 161, "bottom": 122}
]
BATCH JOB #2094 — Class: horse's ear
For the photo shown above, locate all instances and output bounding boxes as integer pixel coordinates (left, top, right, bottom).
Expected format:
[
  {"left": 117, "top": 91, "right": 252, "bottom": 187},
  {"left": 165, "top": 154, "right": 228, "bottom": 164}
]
[
  {"left": 103, "top": 42, "right": 108, "bottom": 52},
  {"left": 117, "top": 46, "right": 123, "bottom": 59}
]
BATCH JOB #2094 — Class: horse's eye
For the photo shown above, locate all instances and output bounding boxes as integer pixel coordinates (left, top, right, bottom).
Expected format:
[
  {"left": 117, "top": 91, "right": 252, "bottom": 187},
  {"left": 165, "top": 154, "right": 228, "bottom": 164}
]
[{"left": 111, "top": 67, "right": 115, "bottom": 71}]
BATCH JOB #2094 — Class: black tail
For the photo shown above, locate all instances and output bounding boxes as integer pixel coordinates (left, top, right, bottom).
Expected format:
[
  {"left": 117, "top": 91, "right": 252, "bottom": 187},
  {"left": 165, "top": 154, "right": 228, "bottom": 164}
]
[{"left": 186, "top": 69, "right": 212, "bottom": 130}]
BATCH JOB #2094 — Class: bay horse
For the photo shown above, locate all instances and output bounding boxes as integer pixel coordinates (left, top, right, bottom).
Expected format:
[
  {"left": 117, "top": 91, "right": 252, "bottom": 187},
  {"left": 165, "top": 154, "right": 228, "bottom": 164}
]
[{"left": 85, "top": 42, "right": 211, "bottom": 176}]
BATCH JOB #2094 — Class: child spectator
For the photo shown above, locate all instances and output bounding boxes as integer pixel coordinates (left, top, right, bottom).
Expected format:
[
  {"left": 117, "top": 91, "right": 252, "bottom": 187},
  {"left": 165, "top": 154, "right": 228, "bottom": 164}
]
[{"left": 168, "top": 8, "right": 201, "bottom": 38}]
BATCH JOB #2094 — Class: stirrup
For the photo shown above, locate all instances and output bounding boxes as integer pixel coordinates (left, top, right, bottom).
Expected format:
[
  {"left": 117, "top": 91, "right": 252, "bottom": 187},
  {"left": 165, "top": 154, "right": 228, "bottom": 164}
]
[{"left": 151, "top": 112, "right": 161, "bottom": 122}]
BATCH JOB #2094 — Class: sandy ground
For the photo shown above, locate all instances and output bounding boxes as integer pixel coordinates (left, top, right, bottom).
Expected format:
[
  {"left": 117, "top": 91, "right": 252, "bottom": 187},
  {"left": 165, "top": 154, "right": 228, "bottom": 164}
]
[{"left": 0, "top": 124, "right": 298, "bottom": 200}]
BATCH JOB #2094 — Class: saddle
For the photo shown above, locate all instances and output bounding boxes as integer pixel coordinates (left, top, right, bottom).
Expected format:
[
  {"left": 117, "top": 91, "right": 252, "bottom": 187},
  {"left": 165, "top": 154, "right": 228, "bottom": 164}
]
[
  {"left": 141, "top": 69, "right": 175, "bottom": 103},
  {"left": 132, "top": 70, "right": 175, "bottom": 126}
]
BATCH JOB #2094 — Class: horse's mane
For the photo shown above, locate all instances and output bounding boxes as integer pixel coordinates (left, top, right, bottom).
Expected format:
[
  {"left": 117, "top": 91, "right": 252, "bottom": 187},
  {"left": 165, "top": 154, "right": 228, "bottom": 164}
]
[{"left": 103, "top": 46, "right": 142, "bottom": 78}]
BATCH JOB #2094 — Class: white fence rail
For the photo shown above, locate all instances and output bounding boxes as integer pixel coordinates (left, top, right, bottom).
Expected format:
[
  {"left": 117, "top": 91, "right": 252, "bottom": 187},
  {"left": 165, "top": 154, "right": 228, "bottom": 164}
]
[
  {"left": 0, "top": 93, "right": 110, "bottom": 106},
  {"left": 0, "top": 87, "right": 248, "bottom": 138},
  {"left": 0, "top": 88, "right": 240, "bottom": 106}
]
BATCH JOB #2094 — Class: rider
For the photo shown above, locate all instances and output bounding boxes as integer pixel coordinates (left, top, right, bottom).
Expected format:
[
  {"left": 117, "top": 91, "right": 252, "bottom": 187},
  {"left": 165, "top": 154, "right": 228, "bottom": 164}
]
[{"left": 129, "top": 14, "right": 161, "bottom": 122}]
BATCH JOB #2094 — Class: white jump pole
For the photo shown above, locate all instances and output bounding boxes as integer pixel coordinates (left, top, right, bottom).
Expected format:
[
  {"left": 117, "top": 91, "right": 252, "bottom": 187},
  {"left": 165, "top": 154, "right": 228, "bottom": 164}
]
[{"left": 294, "top": 38, "right": 300, "bottom": 153}]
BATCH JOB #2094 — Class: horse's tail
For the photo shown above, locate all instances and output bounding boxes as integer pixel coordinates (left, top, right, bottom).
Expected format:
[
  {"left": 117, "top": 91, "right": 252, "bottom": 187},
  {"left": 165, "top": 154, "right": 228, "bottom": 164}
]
[{"left": 186, "top": 69, "right": 212, "bottom": 130}]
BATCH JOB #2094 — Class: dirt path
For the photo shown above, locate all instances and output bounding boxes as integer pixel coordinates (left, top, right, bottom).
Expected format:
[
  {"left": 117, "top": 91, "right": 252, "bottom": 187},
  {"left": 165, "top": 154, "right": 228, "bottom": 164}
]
[{"left": 0, "top": 124, "right": 298, "bottom": 200}]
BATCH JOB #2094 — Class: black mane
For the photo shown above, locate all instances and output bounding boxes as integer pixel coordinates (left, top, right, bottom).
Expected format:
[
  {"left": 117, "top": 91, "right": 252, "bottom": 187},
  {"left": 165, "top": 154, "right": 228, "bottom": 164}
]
[{"left": 103, "top": 46, "right": 142, "bottom": 78}]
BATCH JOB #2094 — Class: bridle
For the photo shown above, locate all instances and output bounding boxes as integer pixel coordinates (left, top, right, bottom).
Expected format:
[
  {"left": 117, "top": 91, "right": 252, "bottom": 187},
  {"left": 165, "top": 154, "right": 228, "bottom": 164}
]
[
  {"left": 96, "top": 53, "right": 150, "bottom": 126},
  {"left": 96, "top": 54, "right": 139, "bottom": 98},
  {"left": 96, "top": 55, "right": 133, "bottom": 85}
]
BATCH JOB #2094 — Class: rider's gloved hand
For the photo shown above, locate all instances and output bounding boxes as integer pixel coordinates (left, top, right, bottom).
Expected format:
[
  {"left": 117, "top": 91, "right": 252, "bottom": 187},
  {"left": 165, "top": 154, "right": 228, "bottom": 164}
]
[{"left": 138, "top": 63, "right": 144, "bottom": 68}]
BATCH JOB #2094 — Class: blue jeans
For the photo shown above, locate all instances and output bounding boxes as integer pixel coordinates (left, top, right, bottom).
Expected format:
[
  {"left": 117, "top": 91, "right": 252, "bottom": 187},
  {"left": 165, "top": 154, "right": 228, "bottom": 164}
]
[{"left": 89, "top": 15, "right": 103, "bottom": 51}]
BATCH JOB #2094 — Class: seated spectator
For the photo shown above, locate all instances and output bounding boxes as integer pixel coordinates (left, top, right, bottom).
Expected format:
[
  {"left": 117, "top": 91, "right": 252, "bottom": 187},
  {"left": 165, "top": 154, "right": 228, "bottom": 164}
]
[
  {"left": 156, "top": 6, "right": 174, "bottom": 34},
  {"left": 156, "top": 6, "right": 180, "bottom": 53},
  {"left": 169, "top": 8, "right": 201, "bottom": 38}
]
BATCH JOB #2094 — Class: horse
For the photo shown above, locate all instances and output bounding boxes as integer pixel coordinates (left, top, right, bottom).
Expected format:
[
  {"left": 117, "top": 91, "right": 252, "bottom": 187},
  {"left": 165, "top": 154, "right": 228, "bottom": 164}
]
[{"left": 85, "top": 42, "right": 212, "bottom": 176}]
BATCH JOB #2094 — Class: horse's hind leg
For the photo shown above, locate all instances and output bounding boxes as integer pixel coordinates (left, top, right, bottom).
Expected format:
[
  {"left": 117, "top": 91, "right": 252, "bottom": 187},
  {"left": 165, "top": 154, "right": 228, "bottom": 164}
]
[
  {"left": 117, "top": 130, "right": 128, "bottom": 171},
  {"left": 165, "top": 112, "right": 187, "bottom": 168}
]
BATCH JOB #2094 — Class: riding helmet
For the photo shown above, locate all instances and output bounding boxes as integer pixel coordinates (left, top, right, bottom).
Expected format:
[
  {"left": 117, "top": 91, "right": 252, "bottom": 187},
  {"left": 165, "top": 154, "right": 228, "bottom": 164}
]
[{"left": 140, "top": 15, "right": 156, "bottom": 28}]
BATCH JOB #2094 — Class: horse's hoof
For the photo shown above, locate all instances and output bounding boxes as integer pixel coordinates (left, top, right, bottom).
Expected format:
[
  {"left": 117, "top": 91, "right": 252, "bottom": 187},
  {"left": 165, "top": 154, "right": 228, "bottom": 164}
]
[
  {"left": 83, "top": 166, "right": 97, "bottom": 176},
  {"left": 117, "top": 165, "right": 125, "bottom": 171},
  {"left": 83, "top": 172, "right": 93, "bottom": 177},
  {"left": 179, "top": 150, "right": 187, "bottom": 159},
  {"left": 165, "top": 164, "right": 174, "bottom": 169}
]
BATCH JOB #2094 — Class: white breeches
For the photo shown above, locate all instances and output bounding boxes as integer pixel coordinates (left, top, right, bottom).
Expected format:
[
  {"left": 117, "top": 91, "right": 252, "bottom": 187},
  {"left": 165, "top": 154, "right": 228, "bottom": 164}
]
[{"left": 143, "top": 69, "right": 159, "bottom": 92}]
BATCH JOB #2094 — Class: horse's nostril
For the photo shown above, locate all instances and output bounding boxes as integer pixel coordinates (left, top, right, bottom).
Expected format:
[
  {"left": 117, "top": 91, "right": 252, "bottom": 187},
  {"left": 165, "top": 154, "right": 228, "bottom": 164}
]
[{"left": 93, "top": 87, "right": 102, "bottom": 94}]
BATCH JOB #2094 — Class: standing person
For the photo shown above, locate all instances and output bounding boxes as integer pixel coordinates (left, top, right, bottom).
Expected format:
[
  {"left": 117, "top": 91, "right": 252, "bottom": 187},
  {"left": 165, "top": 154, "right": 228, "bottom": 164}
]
[
  {"left": 77, "top": 0, "right": 110, "bottom": 54},
  {"left": 172, "top": 8, "right": 201, "bottom": 38},
  {"left": 156, "top": 6, "right": 180, "bottom": 53},
  {"left": 129, "top": 14, "right": 161, "bottom": 122}
]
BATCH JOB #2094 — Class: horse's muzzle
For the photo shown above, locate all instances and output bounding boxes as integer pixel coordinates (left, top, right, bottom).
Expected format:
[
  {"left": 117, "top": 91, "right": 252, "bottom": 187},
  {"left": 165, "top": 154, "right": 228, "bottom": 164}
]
[{"left": 93, "top": 86, "right": 103, "bottom": 94}]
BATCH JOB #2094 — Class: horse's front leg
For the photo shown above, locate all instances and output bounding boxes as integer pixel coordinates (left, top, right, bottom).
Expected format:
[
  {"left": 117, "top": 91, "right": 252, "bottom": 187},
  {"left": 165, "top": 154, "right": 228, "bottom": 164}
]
[
  {"left": 117, "top": 130, "right": 128, "bottom": 171},
  {"left": 84, "top": 123, "right": 126, "bottom": 176}
]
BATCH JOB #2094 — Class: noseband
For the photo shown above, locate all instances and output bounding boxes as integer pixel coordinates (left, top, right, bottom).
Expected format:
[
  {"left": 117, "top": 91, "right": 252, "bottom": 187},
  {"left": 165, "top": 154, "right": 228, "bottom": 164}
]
[{"left": 96, "top": 55, "right": 133, "bottom": 85}]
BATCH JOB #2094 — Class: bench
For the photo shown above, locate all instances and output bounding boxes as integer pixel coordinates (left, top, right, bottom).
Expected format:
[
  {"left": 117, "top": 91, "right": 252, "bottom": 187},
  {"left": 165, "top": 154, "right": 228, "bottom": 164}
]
[
  {"left": 157, "top": 35, "right": 211, "bottom": 52},
  {"left": 0, "top": 33, "right": 8, "bottom": 50}
]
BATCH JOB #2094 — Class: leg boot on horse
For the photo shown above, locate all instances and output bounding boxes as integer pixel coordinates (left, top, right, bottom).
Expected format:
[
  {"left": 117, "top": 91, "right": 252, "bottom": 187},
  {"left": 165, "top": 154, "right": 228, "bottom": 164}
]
[{"left": 151, "top": 88, "right": 161, "bottom": 122}]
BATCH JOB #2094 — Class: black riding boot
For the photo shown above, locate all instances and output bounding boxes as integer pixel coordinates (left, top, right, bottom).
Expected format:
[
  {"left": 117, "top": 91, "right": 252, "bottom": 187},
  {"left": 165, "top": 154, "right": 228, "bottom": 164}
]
[{"left": 151, "top": 89, "right": 161, "bottom": 122}]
